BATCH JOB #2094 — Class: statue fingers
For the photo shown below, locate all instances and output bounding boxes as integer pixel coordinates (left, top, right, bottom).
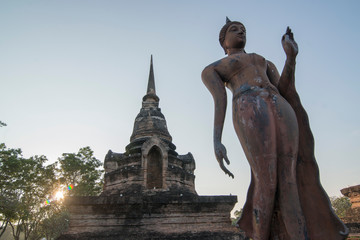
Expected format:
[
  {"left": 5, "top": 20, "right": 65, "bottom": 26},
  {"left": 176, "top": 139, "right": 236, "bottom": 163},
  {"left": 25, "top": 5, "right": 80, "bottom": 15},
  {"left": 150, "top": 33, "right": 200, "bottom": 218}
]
[
  {"left": 289, "top": 31, "right": 294, "bottom": 40},
  {"left": 283, "top": 27, "right": 296, "bottom": 44},
  {"left": 220, "top": 162, "right": 234, "bottom": 178},
  {"left": 216, "top": 144, "right": 233, "bottom": 178},
  {"left": 282, "top": 34, "right": 290, "bottom": 44},
  {"left": 286, "top": 26, "right": 291, "bottom": 34},
  {"left": 224, "top": 154, "right": 230, "bottom": 165},
  {"left": 286, "top": 27, "right": 294, "bottom": 39},
  {"left": 220, "top": 164, "right": 234, "bottom": 179},
  {"left": 225, "top": 169, "right": 235, "bottom": 179}
]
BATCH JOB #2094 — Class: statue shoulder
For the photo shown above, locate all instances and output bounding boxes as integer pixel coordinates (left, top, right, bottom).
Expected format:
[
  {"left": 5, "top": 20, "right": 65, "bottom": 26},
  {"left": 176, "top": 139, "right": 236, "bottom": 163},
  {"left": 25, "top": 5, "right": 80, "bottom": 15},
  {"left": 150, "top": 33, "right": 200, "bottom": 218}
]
[
  {"left": 266, "top": 60, "right": 277, "bottom": 69},
  {"left": 202, "top": 57, "right": 231, "bottom": 80}
]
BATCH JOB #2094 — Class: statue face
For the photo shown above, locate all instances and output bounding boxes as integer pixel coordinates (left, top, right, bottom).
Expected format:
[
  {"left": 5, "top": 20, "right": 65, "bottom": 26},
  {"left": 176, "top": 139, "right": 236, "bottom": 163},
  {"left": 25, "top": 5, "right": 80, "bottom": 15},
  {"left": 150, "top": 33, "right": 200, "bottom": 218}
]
[{"left": 224, "top": 23, "right": 246, "bottom": 51}]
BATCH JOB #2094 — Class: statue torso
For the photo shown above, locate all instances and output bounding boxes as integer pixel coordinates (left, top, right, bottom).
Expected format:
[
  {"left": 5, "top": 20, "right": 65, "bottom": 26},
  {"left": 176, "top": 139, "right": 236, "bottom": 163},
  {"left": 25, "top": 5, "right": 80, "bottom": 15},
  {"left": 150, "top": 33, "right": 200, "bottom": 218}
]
[{"left": 213, "top": 52, "right": 278, "bottom": 95}]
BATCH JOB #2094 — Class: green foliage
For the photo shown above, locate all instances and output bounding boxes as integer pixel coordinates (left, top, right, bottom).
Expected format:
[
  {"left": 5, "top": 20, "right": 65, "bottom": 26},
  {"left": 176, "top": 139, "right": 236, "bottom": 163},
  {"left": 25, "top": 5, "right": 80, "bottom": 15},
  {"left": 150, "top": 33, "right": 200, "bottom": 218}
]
[
  {"left": 330, "top": 196, "right": 351, "bottom": 218},
  {"left": 0, "top": 143, "right": 57, "bottom": 240},
  {"left": 231, "top": 208, "right": 243, "bottom": 226},
  {"left": 0, "top": 121, "right": 6, "bottom": 127},
  {"left": 0, "top": 144, "right": 103, "bottom": 239},
  {"left": 58, "top": 146, "right": 103, "bottom": 196},
  {"left": 29, "top": 203, "right": 69, "bottom": 240}
]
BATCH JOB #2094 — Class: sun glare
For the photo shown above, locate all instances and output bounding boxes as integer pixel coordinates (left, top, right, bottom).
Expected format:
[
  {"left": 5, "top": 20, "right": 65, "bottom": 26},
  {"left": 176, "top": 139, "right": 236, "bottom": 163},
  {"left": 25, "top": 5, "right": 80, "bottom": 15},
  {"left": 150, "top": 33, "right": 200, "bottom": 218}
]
[{"left": 55, "top": 190, "right": 64, "bottom": 200}]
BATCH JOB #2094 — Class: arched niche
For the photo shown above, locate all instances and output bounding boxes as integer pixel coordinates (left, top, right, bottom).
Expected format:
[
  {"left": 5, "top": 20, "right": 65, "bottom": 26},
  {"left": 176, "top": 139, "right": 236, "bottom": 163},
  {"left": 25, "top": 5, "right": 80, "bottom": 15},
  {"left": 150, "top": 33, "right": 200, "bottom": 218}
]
[
  {"left": 142, "top": 137, "right": 168, "bottom": 190},
  {"left": 146, "top": 146, "right": 163, "bottom": 189}
]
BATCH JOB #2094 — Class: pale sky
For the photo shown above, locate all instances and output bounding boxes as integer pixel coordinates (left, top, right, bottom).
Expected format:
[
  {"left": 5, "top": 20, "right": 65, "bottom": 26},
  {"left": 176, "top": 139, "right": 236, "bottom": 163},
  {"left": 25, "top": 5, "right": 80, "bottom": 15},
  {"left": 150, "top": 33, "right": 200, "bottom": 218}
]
[{"left": 1, "top": 1, "right": 359, "bottom": 212}]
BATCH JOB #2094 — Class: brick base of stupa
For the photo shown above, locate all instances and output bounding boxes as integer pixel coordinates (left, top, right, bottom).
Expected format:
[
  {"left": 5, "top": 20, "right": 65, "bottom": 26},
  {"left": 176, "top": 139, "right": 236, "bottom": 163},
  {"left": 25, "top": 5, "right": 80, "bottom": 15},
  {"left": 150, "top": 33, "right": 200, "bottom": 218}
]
[{"left": 58, "top": 193, "right": 244, "bottom": 240}]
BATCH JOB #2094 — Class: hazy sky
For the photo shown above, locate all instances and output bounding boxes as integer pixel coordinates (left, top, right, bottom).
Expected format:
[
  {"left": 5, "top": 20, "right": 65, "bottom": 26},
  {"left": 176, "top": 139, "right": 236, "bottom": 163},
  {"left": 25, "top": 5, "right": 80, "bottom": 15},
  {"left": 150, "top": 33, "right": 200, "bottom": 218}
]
[{"left": 1, "top": 1, "right": 359, "bottom": 212}]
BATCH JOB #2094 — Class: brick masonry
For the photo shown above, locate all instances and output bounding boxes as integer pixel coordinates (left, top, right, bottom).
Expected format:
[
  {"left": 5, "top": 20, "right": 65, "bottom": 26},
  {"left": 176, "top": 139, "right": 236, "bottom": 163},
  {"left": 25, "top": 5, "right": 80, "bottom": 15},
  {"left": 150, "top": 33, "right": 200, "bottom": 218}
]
[
  {"left": 341, "top": 185, "right": 360, "bottom": 235},
  {"left": 59, "top": 58, "right": 242, "bottom": 239}
]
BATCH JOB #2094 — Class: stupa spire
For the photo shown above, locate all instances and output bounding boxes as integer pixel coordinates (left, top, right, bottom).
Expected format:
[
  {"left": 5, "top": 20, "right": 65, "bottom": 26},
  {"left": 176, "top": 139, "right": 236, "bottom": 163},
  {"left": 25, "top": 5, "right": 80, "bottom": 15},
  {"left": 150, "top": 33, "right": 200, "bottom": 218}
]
[
  {"left": 142, "top": 55, "right": 159, "bottom": 105},
  {"left": 147, "top": 55, "right": 156, "bottom": 95},
  {"left": 130, "top": 55, "right": 171, "bottom": 143}
]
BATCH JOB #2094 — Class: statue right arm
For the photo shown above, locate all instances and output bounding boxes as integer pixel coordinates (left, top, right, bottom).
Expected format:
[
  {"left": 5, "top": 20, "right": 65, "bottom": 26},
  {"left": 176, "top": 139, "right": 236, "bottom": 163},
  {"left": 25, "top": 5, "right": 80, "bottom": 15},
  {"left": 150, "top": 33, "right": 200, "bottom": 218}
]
[
  {"left": 202, "top": 65, "right": 234, "bottom": 178},
  {"left": 201, "top": 65, "right": 227, "bottom": 146}
]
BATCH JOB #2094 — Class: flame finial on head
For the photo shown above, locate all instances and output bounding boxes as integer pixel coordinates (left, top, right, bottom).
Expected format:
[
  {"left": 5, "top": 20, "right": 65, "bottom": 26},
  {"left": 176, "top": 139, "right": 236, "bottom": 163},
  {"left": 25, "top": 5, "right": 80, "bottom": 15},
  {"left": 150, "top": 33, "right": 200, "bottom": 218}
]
[
  {"left": 219, "top": 17, "right": 245, "bottom": 54},
  {"left": 226, "top": 16, "right": 231, "bottom": 24}
]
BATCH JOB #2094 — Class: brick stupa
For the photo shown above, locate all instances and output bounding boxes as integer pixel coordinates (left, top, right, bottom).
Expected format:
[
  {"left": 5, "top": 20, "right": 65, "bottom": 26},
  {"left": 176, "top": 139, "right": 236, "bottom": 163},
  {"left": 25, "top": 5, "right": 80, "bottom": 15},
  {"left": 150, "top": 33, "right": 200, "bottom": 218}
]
[
  {"left": 59, "top": 57, "right": 240, "bottom": 240},
  {"left": 341, "top": 184, "right": 360, "bottom": 235}
]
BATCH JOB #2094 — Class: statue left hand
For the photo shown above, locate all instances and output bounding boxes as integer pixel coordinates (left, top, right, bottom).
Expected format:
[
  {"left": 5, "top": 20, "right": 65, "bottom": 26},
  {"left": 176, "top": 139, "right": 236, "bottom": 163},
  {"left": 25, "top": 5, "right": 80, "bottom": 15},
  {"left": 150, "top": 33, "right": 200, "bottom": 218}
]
[{"left": 282, "top": 27, "right": 298, "bottom": 58}]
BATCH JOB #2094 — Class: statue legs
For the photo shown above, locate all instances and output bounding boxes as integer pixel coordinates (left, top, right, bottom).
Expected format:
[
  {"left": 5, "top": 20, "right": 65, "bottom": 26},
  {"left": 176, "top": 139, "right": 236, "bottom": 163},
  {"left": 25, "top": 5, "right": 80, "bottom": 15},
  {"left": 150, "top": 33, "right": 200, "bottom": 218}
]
[{"left": 233, "top": 89, "right": 306, "bottom": 240}]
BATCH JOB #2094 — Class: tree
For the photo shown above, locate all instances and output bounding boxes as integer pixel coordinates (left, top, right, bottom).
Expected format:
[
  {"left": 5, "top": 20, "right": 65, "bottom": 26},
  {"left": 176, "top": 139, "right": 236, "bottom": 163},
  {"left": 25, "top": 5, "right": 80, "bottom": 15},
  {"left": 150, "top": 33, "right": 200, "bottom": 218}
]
[
  {"left": 330, "top": 196, "right": 351, "bottom": 218},
  {"left": 0, "top": 144, "right": 21, "bottom": 238},
  {"left": 29, "top": 203, "right": 69, "bottom": 240},
  {"left": 231, "top": 208, "right": 243, "bottom": 226},
  {"left": 1, "top": 145, "right": 103, "bottom": 239},
  {"left": 58, "top": 146, "right": 103, "bottom": 196},
  {"left": 0, "top": 143, "right": 57, "bottom": 240},
  {"left": 0, "top": 121, "right": 6, "bottom": 127}
]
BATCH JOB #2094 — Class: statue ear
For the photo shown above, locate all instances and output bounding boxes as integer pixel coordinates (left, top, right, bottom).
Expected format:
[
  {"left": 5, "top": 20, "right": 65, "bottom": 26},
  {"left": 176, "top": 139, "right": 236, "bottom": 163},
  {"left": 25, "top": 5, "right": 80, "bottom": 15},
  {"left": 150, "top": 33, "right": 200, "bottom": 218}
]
[{"left": 226, "top": 16, "right": 231, "bottom": 24}]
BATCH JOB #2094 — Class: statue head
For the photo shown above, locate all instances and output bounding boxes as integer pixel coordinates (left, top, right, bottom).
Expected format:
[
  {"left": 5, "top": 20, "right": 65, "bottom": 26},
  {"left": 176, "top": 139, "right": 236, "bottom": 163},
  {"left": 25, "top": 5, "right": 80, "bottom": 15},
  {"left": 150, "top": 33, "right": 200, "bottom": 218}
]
[{"left": 219, "top": 17, "right": 246, "bottom": 54}]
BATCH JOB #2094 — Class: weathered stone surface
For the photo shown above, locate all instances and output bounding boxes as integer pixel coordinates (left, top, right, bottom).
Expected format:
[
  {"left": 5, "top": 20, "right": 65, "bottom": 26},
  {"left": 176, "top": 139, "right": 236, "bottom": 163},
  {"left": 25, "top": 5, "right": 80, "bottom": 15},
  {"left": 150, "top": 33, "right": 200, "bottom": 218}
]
[
  {"left": 103, "top": 149, "right": 196, "bottom": 196},
  {"left": 58, "top": 230, "right": 246, "bottom": 240},
  {"left": 102, "top": 57, "right": 196, "bottom": 196},
  {"left": 341, "top": 185, "right": 360, "bottom": 235},
  {"left": 341, "top": 185, "right": 360, "bottom": 209},
  {"left": 202, "top": 18, "right": 348, "bottom": 239},
  {"left": 60, "top": 57, "right": 239, "bottom": 239},
  {"left": 62, "top": 195, "right": 238, "bottom": 237}
]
